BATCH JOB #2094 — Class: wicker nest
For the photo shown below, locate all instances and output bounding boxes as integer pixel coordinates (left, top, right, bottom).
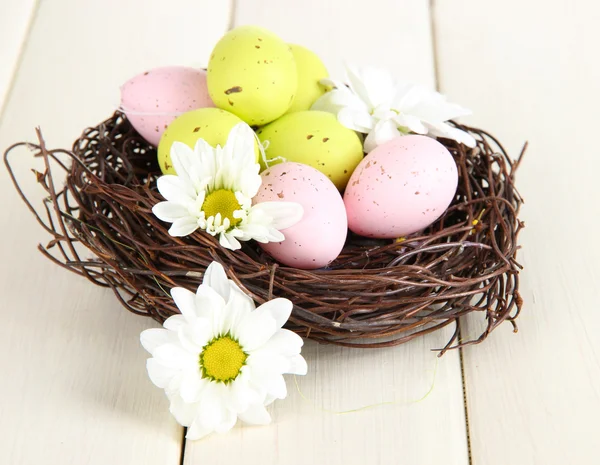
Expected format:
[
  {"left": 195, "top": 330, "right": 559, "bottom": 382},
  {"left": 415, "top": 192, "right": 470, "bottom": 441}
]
[{"left": 4, "top": 112, "right": 525, "bottom": 352}]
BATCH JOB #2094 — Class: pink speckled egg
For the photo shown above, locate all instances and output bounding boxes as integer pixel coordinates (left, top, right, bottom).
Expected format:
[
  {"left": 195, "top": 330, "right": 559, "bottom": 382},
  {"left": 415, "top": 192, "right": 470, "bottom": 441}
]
[
  {"left": 255, "top": 162, "right": 347, "bottom": 269},
  {"left": 344, "top": 135, "right": 458, "bottom": 238},
  {"left": 120, "top": 66, "right": 214, "bottom": 146}
]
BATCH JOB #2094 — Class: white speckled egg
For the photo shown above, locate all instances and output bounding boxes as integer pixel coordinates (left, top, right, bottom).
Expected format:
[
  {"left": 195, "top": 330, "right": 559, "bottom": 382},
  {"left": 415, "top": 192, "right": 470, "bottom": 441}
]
[
  {"left": 120, "top": 66, "right": 214, "bottom": 146},
  {"left": 254, "top": 162, "right": 347, "bottom": 269},
  {"left": 344, "top": 135, "right": 458, "bottom": 238}
]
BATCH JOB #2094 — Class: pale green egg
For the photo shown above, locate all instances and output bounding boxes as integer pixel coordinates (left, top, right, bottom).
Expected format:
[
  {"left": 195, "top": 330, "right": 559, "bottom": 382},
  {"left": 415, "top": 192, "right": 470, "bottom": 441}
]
[
  {"left": 256, "top": 111, "right": 364, "bottom": 190},
  {"left": 207, "top": 26, "right": 297, "bottom": 126},
  {"left": 286, "top": 44, "right": 328, "bottom": 114},
  {"left": 157, "top": 107, "right": 258, "bottom": 175}
]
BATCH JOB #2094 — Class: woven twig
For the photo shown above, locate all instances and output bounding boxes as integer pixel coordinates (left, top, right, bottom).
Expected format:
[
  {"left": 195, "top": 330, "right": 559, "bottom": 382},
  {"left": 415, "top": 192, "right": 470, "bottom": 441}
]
[{"left": 4, "top": 113, "right": 525, "bottom": 353}]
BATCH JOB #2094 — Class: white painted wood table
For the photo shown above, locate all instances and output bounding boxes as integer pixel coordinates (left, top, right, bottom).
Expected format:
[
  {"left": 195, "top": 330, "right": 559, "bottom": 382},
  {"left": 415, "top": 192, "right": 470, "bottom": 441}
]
[{"left": 1, "top": 1, "right": 598, "bottom": 463}]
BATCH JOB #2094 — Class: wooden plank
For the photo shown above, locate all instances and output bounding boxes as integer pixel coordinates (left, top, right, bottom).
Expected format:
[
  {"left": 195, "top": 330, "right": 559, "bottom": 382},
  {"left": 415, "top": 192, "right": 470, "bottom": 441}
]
[
  {"left": 0, "top": 0, "right": 36, "bottom": 113},
  {"left": 433, "top": 1, "right": 600, "bottom": 463},
  {"left": 234, "top": 0, "right": 437, "bottom": 87},
  {"left": 0, "top": 1, "right": 232, "bottom": 464},
  {"left": 184, "top": 2, "right": 469, "bottom": 464}
]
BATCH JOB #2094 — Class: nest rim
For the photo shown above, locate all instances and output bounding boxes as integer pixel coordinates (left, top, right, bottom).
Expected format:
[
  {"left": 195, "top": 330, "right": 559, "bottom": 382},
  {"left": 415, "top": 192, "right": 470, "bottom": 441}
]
[{"left": 4, "top": 112, "right": 525, "bottom": 354}]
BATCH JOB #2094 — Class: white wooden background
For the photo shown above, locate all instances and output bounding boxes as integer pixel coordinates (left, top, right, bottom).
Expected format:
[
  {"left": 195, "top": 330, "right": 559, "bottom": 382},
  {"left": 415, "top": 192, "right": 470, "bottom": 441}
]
[{"left": 1, "top": 1, "right": 598, "bottom": 463}]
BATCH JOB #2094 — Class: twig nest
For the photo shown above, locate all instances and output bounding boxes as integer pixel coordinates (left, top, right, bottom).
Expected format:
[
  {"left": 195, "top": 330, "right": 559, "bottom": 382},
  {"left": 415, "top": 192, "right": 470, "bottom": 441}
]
[{"left": 4, "top": 113, "right": 524, "bottom": 352}]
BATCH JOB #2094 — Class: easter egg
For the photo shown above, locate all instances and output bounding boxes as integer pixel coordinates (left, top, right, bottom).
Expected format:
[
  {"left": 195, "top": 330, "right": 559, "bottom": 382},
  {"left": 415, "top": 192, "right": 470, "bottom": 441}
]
[
  {"left": 207, "top": 26, "right": 297, "bottom": 126},
  {"left": 286, "top": 44, "right": 328, "bottom": 113},
  {"left": 120, "top": 66, "right": 214, "bottom": 146},
  {"left": 254, "top": 162, "right": 347, "bottom": 269},
  {"left": 344, "top": 135, "right": 458, "bottom": 238},
  {"left": 157, "top": 108, "right": 259, "bottom": 175},
  {"left": 256, "top": 111, "right": 363, "bottom": 190}
]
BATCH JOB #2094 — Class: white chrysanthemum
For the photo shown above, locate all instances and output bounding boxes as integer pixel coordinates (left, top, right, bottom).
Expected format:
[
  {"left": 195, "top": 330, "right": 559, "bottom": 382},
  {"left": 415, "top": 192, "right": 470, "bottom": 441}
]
[
  {"left": 140, "top": 261, "right": 307, "bottom": 440},
  {"left": 152, "top": 123, "right": 303, "bottom": 250},
  {"left": 312, "top": 64, "right": 476, "bottom": 152}
]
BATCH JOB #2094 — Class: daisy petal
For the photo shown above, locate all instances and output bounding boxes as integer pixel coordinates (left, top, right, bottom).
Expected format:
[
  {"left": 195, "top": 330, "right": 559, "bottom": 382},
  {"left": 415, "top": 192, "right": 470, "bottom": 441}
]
[
  {"left": 345, "top": 64, "right": 373, "bottom": 106},
  {"left": 358, "top": 65, "right": 397, "bottom": 109},
  {"left": 171, "top": 287, "right": 198, "bottom": 322},
  {"left": 156, "top": 175, "right": 196, "bottom": 204},
  {"left": 153, "top": 343, "right": 197, "bottom": 369},
  {"left": 219, "top": 231, "right": 242, "bottom": 250},
  {"left": 393, "top": 113, "right": 427, "bottom": 134},
  {"left": 197, "top": 383, "right": 228, "bottom": 430},
  {"left": 214, "top": 409, "right": 238, "bottom": 434},
  {"left": 247, "top": 349, "right": 291, "bottom": 376},
  {"left": 237, "top": 312, "right": 278, "bottom": 352},
  {"left": 254, "top": 298, "right": 293, "bottom": 329},
  {"left": 238, "top": 403, "right": 272, "bottom": 426},
  {"left": 364, "top": 119, "right": 403, "bottom": 153},
  {"left": 338, "top": 106, "right": 374, "bottom": 133},
  {"left": 168, "top": 217, "right": 199, "bottom": 237},
  {"left": 261, "top": 329, "right": 304, "bottom": 356},
  {"left": 146, "top": 358, "right": 179, "bottom": 389},
  {"left": 186, "top": 419, "right": 214, "bottom": 440},
  {"left": 223, "top": 284, "right": 255, "bottom": 338},
  {"left": 140, "top": 328, "right": 175, "bottom": 355},
  {"left": 427, "top": 122, "right": 477, "bottom": 148},
  {"left": 167, "top": 392, "right": 197, "bottom": 426},
  {"left": 180, "top": 369, "right": 206, "bottom": 403},
  {"left": 251, "top": 202, "right": 304, "bottom": 230},
  {"left": 202, "top": 262, "right": 230, "bottom": 301},
  {"left": 225, "top": 123, "right": 257, "bottom": 166},
  {"left": 152, "top": 202, "right": 189, "bottom": 222},
  {"left": 163, "top": 314, "right": 187, "bottom": 332},
  {"left": 263, "top": 394, "right": 277, "bottom": 406},
  {"left": 170, "top": 142, "right": 194, "bottom": 180},
  {"left": 288, "top": 354, "right": 308, "bottom": 375},
  {"left": 195, "top": 284, "right": 226, "bottom": 320},
  {"left": 229, "top": 369, "right": 261, "bottom": 412},
  {"left": 261, "top": 374, "right": 287, "bottom": 399}
]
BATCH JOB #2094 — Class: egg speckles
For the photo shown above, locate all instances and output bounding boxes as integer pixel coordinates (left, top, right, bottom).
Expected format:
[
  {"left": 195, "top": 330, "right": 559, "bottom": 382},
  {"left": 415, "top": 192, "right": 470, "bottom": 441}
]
[
  {"left": 207, "top": 26, "right": 297, "bottom": 125},
  {"left": 254, "top": 162, "right": 347, "bottom": 269},
  {"left": 120, "top": 67, "right": 214, "bottom": 146},
  {"left": 257, "top": 111, "right": 363, "bottom": 189},
  {"left": 157, "top": 108, "right": 258, "bottom": 175},
  {"left": 344, "top": 135, "right": 458, "bottom": 238}
]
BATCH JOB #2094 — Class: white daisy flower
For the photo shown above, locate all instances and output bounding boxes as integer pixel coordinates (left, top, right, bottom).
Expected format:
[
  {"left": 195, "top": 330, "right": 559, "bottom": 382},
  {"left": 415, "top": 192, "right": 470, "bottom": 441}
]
[
  {"left": 140, "top": 261, "right": 307, "bottom": 440},
  {"left": 311, "top": 64, "right": 476, "bottom": 152},
  {"left": 152, "top": 123, "right": 303, "bottom": 250}
]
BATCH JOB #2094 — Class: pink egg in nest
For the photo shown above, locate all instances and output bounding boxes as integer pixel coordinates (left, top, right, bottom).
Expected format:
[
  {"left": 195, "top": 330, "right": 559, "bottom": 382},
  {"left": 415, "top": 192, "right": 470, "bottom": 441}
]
[
  {"left": 120, "top": 66, "right": 214, "bottom": 146},
  {"left": 254, "top": 162, "right": 348, "bottom": 269},
  {"left": 344, "top": 135, "right": 458, "bottom": 238}
]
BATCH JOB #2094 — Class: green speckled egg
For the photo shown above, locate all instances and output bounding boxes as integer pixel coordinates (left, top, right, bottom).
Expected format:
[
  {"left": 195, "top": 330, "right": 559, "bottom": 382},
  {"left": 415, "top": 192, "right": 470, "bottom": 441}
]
[
  {"left": 157, "top": 108, "right": 258, "bottom": 175},
  {"left": 207, "top": 26, "right": 297, "bottom": 126},
  {"left": 256, "top": 111, "right": 364, "bottom": 189},
  {"left": 286, "top": 44, "right": 328, "bottom": 114}
]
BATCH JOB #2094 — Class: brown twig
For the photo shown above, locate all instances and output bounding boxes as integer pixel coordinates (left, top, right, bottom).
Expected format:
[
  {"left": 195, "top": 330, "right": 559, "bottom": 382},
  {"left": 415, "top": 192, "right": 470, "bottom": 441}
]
[{"left": 3, "top": 113, "right": 525, "bottom": 351}]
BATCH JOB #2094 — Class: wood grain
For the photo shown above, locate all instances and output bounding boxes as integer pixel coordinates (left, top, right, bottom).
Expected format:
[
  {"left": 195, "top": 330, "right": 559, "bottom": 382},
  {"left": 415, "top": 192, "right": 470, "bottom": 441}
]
[
  {"left": 234, "top": 0, "right": 437, "bottom": 87},
  {"left": 183, "top": 2, "right": 468, "bottom": 463},
  {"left": 433, "top": 1, "right": 600, "bottom": 463},
  {"left": 0, "top": 1, "right": 232, "bottom": 464},
  {"left": 0, "top": 0, "right": 37, "bottom": 114}
]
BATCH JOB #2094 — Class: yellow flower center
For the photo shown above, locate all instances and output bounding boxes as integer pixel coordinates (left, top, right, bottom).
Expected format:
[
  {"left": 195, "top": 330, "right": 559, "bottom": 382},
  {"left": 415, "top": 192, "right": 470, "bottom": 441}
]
[
  {"left": 201, "top": 189, "right": 242, "bottom": 227},
  {"left": 200, "top": 335, "right": 247, "bottom": 383}
]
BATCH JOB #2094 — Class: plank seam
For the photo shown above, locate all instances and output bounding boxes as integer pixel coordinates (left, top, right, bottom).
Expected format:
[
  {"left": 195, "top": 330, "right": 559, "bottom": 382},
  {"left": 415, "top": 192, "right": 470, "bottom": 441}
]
[
  {"left": 428, "top": 0, "right": 441, "bottom": 90},
  {"left": 227, "top": 0, "right": 237, "bottom": 31},
  {"left": 0, "top": 0, "right": 41, "bottom": 125},
  {"left": 179, "top": 427, "right": 187, "bottom": 465},
  {"left": 458, "top": 321, "right": 473, "bottom": 465}
]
